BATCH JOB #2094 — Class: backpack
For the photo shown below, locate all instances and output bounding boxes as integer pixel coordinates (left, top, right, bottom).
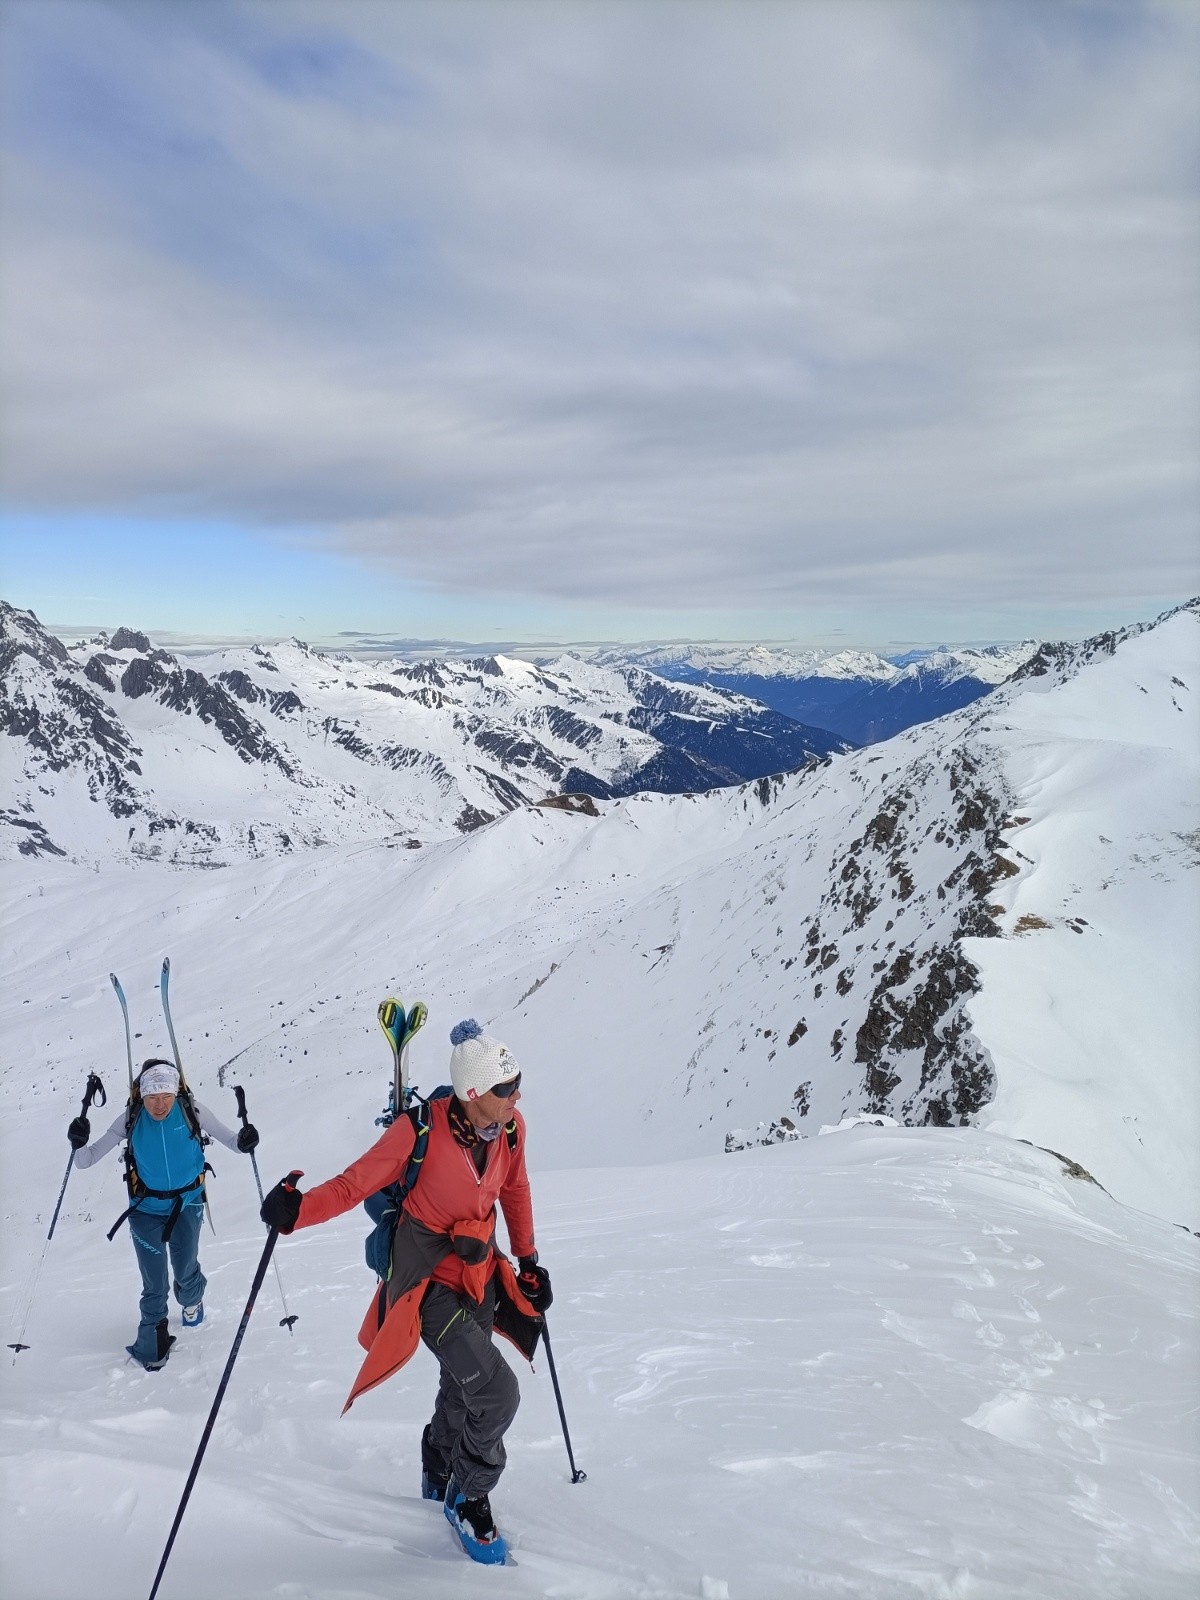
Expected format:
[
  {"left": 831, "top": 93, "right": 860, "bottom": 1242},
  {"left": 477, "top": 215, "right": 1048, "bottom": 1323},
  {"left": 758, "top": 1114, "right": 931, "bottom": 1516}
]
[
  {"left": 363, "top": 1086, "right": 452, "bottom": 1278},
  {"left": 106, "top": 1059, "right": 211, "bottom": 1243},
  {"left": 362, "top": 1086, "right": 518, "bottom": 1279}
]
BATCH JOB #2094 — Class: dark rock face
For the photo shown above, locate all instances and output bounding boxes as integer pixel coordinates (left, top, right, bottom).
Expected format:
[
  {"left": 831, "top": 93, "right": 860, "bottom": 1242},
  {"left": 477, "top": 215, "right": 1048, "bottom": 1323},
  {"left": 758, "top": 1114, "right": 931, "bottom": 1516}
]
[
  {"left": 537, "top": 705, "right": 603, "bottom": 750},
  {"left": 538, "top": 792, "right": 601, "bottom": 817},
  {"left": 1, "top": 810, "right": 67, "bottom": 857},
  {"left": 269, "top": 689, "right": 303, "bottom": 717},
  {"left": 471, "top": 725, "right": 564, "bottom": 778},
  {"left": 0, "top": 603, "right": 70, "bottom": 675},
  {"left": 216, "top": 669, "right": 266, "bottom": 705},
  {"left": 84, "top": 656, "right": 117, "bottom": 692},
  {"left": 480, "top": 770, "right": 527, "bottom": 810},
  {"left": 728, "top": 740, "right": 1010, "bottom": 1152},
  {"left": 1, "top": 606, "right": 147, "bottom": 821},
  {"left": 455, "top": 803, "right": 495, "bottom": 832},
  {"left": 215, "top": 671, "right": 303, "bottom": 719},
  {"left": 120, "top": 656, "right": 295, "bottom": 774},
  {"left": 108, "top": 627, "right": 152, "bottom": 653}
]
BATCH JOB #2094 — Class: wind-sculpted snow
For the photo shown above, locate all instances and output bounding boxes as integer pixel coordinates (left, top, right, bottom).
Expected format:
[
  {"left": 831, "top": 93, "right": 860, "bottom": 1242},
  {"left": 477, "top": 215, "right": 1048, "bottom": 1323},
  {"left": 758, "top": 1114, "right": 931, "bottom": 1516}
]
[
  {"left": 0, "top": 605, "right": 846, "bottom": 866},
  {"left": 1, "top": 1119, "right": 1196, "bottom": 1599}
]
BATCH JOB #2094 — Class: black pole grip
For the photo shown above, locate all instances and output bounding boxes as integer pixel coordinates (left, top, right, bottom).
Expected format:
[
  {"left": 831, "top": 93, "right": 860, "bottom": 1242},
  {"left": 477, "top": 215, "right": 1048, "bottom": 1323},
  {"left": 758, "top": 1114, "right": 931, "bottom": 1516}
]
[
  {"left": 233, "top": 1084, "right": 248, "bottom": 1124},
  {"left": 82, "top": 1072, "right": 106, "bottom": 1114}
]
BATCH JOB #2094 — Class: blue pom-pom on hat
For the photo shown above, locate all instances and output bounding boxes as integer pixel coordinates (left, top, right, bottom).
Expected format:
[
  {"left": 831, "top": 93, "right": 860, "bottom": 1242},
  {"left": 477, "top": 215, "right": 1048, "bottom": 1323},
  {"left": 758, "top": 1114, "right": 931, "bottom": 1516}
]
[{"left": 450, "top": 1018, "right": 483, "bottom": 1046}]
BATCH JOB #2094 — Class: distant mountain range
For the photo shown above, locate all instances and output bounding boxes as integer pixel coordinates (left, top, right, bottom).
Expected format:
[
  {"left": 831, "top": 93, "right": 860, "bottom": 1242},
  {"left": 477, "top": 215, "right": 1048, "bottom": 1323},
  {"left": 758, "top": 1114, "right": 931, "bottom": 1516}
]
[
  {"left": 593, "top": 641, "right": 1039, "bottom": 744},
  {"left": 0, "top": 604, "right": 848, "bottom": 865}
]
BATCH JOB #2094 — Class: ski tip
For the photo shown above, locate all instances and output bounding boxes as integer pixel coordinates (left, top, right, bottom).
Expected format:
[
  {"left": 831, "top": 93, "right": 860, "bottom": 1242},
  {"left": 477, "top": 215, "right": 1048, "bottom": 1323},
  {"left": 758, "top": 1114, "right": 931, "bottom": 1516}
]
[{"left": 161, "top": 956, "right": 171, "bottom": 976}]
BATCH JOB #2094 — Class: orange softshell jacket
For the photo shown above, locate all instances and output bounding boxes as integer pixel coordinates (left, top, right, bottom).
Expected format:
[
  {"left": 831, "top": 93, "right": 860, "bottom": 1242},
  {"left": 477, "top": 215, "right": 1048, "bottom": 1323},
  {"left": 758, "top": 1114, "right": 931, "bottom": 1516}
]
[{"left": 293, "top": 1099, "right": 538, "bottom": 1411}]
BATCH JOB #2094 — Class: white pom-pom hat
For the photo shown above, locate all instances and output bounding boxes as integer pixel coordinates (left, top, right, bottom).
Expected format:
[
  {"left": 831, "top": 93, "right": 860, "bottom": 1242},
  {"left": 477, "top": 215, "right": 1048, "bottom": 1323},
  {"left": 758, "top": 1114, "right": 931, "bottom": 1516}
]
[{"left": 449, "top": 1018, "right": 520, "bottom": 1101}]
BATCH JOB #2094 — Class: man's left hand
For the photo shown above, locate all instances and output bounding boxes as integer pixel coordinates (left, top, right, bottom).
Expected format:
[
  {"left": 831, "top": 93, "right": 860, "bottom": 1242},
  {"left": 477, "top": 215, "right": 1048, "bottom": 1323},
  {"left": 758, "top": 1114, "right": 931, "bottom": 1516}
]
[{"left": 237, "top": 1123, "right": 260, "bottom": 1153}]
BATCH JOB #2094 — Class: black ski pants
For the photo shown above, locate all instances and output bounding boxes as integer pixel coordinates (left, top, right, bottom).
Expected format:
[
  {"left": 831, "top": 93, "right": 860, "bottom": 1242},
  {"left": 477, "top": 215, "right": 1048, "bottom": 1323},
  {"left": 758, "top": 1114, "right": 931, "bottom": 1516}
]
[{"left": 419, "top": 1278, "right": 519, "bottom": 1501}]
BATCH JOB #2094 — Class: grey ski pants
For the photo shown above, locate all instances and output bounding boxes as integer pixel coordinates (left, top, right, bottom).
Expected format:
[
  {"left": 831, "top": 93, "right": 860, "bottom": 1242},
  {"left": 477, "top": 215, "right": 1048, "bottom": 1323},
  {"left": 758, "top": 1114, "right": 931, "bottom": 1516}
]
[{"left": 420, "top": 1279, "right": 520, "bottom": 1500}]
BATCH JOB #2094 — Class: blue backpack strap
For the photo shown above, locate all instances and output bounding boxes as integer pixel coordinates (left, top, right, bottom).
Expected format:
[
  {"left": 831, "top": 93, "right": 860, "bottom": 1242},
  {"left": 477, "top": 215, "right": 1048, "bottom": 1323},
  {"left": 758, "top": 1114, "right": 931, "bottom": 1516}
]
[{"left": 362, "top": 1087, "right": 453, "bottom": 1278}]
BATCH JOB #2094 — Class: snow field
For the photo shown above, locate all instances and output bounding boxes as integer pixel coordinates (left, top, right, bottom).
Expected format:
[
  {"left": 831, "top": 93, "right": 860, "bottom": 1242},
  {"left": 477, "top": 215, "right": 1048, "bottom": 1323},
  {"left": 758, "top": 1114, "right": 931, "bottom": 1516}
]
[
  {"left": 969, "top": 614, "right": 1200, "bottom": 1222},
  {"left": 2, "top": 604, "right": 1197, "bottom": 1597},
  {"left": 2, "top": 1128, "right": 1197, "bottom": 1599}
]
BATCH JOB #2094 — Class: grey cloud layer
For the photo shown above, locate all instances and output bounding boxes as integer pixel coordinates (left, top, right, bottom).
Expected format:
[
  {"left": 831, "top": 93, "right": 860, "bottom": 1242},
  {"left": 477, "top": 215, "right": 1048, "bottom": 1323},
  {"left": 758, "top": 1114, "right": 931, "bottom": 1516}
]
[{"left": 2, "top": 0, "right": 1197, "bottom": 611}]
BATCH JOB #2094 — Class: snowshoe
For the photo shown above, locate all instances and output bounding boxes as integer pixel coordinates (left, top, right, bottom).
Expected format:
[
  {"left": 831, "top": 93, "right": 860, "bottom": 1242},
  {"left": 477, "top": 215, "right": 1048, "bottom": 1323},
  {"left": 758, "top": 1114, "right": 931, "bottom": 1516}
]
[
  {"left": 182, "top": 1301, "right": 204, "bottom": 1328},
  {"left": 444, "top": 1482, "right": 507, "bottom": 1565}
]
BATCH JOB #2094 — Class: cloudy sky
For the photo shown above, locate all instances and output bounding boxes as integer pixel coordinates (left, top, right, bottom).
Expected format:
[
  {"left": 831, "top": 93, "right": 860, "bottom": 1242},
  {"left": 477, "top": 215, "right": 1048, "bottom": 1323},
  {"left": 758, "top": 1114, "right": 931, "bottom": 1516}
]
[{"left": 1, "top": 0, "right": 1197, "bottom": 649}]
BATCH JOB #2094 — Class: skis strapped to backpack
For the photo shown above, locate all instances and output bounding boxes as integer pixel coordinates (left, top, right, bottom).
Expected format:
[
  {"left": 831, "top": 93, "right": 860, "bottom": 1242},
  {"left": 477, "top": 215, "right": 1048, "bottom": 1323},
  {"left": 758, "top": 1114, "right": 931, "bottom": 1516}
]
[
  {"left": 364, "top": 996, "right": 432, "bottom": 1277},
  {"left": 107, "top": 961, "right": 212, "bottom": 1243},
  {"left": 362, "top": 996, "right": 520, "bottom": 1281},
  {"left": 375, "top": 996, "right": 428, "bottom": 1128}
]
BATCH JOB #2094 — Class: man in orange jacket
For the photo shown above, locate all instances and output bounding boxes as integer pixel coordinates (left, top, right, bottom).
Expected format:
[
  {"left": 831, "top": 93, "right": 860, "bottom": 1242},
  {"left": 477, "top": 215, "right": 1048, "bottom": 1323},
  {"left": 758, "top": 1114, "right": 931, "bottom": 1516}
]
[{"left": 261, "top": 1020, "right": 552, "bottom": 1565}]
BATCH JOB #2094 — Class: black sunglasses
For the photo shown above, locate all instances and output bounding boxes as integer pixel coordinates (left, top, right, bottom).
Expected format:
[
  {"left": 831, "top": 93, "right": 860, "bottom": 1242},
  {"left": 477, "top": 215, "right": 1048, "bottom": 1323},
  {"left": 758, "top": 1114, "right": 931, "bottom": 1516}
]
[{"left": 488, "top": 1072, "right": 521, "bottom": 1100}]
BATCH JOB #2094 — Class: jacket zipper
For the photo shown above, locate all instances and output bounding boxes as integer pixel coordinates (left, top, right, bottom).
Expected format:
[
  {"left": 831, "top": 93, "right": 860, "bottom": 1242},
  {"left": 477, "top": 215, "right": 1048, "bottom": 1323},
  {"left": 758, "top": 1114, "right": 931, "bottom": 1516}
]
[{"left": 460, "top": 1143, "right": 483, "bottom": 1187}]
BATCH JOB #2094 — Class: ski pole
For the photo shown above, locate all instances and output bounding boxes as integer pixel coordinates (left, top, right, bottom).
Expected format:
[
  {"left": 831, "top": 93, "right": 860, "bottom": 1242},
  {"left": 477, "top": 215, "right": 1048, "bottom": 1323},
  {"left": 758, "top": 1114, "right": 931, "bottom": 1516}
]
[
  {"left": 145, "top": 1174, "right": 301, "bottom": 1600},
  {"left": 7, "top": 1071, "right": 107, "bottom": 1360},
  {"left": 540, "top": 1317, "right": 586, "bottom": 1483},
  {"left": 232, "top": 1084, "right": 297, "bottom": 1332}
]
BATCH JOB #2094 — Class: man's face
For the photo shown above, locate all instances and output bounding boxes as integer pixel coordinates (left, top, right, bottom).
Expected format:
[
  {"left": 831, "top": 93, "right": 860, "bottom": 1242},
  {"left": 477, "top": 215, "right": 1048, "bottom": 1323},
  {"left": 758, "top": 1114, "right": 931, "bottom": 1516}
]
[
  {"left": 463, "top": 1079, "right": 521, "bottom": 1127},
  {"left": 143, "top": 1092, "right": 176, "bottom": 1121}
]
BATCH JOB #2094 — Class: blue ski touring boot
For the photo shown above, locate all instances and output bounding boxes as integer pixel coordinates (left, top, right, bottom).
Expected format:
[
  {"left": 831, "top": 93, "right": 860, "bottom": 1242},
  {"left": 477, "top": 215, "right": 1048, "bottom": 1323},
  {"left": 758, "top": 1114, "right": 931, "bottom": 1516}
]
[{"left": 444, "top": 1481, "right": 507, "bottom": 1565}]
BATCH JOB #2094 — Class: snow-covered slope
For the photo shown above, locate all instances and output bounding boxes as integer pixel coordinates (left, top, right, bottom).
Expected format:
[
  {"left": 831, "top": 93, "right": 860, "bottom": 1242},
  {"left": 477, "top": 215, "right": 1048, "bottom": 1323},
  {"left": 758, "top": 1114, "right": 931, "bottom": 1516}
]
[
  {"left": 3, "top": 604, "right": 1196, "bottom": 1223},
  {"left": 0, "top": 605, "right": 847, "bottom": 866},
  {"left": 2, "top": 1125, "right": 1196, "bottom": 1600},
  {"left": 601, "top": 640, "right": 1041, "bottom": 744},
  {"left": 2, "top": 605, "right": 1197, "bottom": 1598}
]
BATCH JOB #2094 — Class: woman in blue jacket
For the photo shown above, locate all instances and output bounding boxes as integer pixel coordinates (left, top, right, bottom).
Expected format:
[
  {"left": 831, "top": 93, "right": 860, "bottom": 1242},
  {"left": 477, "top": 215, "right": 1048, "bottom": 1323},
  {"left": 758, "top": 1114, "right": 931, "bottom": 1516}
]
[{"left": 69, "top": 1060, "right": 258, "bottom": 1369}]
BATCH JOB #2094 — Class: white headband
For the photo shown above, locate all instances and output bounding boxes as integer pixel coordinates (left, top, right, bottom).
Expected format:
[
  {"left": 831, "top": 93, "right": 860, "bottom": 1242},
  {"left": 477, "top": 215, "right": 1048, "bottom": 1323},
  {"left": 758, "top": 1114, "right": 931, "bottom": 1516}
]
[{"left": 140, "top": 1064, "right": 180, "bottom": 1097}]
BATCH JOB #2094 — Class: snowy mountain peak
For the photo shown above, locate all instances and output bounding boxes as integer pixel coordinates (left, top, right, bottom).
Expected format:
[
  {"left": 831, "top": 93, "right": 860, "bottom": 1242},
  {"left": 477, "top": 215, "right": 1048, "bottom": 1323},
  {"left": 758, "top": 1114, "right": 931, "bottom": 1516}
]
[{"left": 1, "top": 604, "right": 849, "bottom": 866}]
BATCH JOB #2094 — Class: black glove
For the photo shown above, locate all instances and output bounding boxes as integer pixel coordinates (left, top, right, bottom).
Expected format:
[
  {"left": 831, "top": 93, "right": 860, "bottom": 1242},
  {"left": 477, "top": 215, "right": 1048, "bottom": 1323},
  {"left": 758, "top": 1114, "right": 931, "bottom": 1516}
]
[
  {"left": 236, "top": 1123, "right": 259, "bottom": 1153},
  {"left": 518, "top": 1254, "right": 553, "bottom": 1313},
  {"left": 67, "top": 1116, "right": 90, "bottom": 1150},
  {"left": 260, "top": 1176, "right": 303, "bottom": 1234}
]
